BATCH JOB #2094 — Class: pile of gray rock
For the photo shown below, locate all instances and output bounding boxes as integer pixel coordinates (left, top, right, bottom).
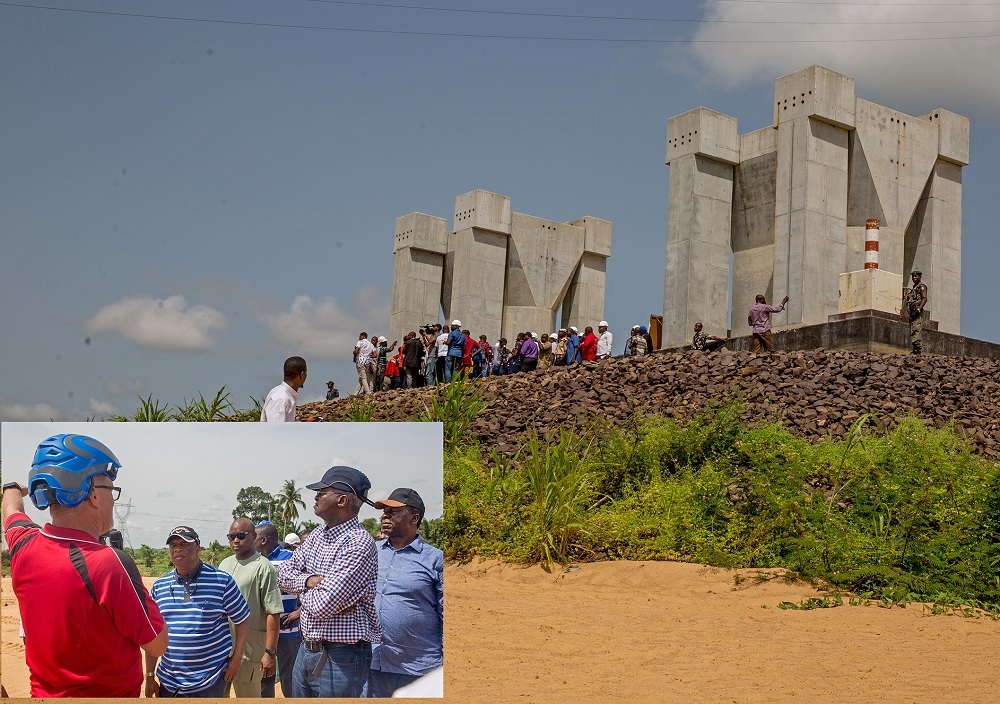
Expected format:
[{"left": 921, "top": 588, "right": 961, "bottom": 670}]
[{"left": 298, "top": 349, "right": 1000, "bottom": 457}]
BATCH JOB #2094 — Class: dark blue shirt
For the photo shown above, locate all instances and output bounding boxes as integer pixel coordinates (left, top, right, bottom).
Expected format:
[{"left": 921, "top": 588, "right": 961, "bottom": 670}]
[
  {"left": 371, "top": 535, "right": 444, "bottom": 676},
  {"left": 265, "top": 545, "right": 298, "bottom": 640}
]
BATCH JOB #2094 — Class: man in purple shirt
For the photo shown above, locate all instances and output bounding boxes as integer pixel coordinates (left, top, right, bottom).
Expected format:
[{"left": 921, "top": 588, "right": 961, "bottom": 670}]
[
  {"left": 520, "top": 333, "right": 540, "bottom": 373},
  {"left": 747, "top": 294, "right": 789, "bottom": 354}
]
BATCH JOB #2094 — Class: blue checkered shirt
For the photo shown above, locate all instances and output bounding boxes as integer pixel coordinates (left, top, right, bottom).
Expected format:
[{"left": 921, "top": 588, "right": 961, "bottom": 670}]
[{"left": 277, "top": 517, "right": 381, "bottom": 645}]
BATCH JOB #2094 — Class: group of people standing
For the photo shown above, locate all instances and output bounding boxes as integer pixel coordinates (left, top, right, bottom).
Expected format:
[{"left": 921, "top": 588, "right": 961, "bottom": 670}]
[
  {"left": 2, "top": 433, "right": 443, "bottom": 699},
  {"left": 350, "top": 320, "right": 647, "bottom": 392}
]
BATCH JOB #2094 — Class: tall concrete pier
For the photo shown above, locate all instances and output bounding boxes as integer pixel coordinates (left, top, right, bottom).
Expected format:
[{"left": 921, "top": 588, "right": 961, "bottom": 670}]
[
  {"left": 664, "top": 65, "right": 969, "bottom": 348},
  {"left": 390, "top": 190, "right": 612, "bottom": 344}
]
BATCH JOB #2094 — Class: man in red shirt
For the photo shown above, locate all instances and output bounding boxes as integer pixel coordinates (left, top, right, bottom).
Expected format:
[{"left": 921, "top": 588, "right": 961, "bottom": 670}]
[
  {"left": 461, "top": 328, "right": 480, "bottom": 376},
  {"left": 579, "top": 326, "right": 599, "bottom": 362},
  {"left": 2, "top": 433, "right": 168, "bottom": 697}
]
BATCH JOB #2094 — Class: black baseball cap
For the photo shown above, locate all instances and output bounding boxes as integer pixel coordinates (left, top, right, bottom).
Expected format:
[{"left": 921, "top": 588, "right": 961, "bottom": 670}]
[
  {"left": 374, "top": 488, "right": 426, "bottom": 517},
  {"left": 166, "top": 525, "right": 200, "bottom": 545},
  {"left": 306, "top": 466, "right": 375, "bottom": 506}
]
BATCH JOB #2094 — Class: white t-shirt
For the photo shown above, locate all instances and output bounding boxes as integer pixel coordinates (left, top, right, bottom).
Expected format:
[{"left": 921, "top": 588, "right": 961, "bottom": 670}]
[
  {"left": 355, "top": 338, "right": 374, "bottom": 365},
  {"left": 435, "top": 332, "right": 449, "bottom": 358},
  {"left": 260, "top": 381, "right": 298, "bottom": 422},
  {"left": 597, "top": 331, "right": 613, "bottom": 357}
]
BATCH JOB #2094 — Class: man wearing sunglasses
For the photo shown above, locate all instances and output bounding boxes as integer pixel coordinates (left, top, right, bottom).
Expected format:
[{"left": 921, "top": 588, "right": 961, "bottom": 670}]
[
  {"left": 277, "top": 466, "right": 381, "bottom": 698},
  {"left": 2, "top": 433, "right": 168, "bottom": 698},
  {"left": 219, "top": 518, "right": 283, "bottom": 698}
]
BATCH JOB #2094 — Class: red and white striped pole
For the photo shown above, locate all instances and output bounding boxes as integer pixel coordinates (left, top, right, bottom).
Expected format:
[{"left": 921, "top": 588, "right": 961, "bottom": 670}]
[{"left": 864, "top": 218, "right": 880, "bottom": 269}]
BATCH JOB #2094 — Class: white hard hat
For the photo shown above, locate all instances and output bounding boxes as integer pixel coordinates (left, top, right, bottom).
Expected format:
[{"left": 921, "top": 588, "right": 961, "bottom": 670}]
[
  {"left": 284, "top": 533, "right": 301, "bottom": 546},
  {"left": 451, "top": 319, "right": 462, "bottom": 326},
  {"left": 378, "top": 336, "right": 387, "bottom": 343},
  {"left": 599, "top": 320, "right": 608, "bottom": 327},
  {"left": 531, "top": 332, "right": 538, "bottom": 339},
  {"left": 551, "top": 332, "right": 558, "bottom": 339}
]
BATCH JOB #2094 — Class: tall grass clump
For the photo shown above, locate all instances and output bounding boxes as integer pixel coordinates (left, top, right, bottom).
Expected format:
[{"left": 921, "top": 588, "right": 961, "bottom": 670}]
[{"left": 417, "top": 375, "right": 489, "bottom": 449}]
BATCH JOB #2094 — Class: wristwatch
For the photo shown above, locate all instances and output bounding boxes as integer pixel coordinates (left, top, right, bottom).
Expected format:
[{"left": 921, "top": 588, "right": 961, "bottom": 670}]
[
  {"left": 264, "top": 647, "right": 277, "bottom": 656},
  {"left": 2, "top": 482, "right": 22, "bottom": 493}
]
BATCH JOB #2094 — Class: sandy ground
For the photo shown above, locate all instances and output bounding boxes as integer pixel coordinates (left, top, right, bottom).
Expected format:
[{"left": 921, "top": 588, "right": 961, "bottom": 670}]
[{"left": 4, "top": 562, "right": 1000, "bottom": 702}]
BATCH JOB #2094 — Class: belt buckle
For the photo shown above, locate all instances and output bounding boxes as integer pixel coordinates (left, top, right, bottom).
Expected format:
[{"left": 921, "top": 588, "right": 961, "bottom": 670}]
[{"left": 304, "top": 640, "right": 324, "bottom": 653}]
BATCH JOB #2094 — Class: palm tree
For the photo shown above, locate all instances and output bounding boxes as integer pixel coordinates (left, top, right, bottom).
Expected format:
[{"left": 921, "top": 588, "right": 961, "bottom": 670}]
[{"left": 273, "top": 480, "right": 306, "bottom": 537}]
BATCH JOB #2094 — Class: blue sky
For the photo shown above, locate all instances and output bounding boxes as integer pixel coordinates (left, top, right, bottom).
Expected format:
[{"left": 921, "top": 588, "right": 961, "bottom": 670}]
[
  {"left": 1, "top": 422, "right": 443, "bottom": 547},
  {"left": 2, "top": 0, "right": 999, "bottom": 419}
]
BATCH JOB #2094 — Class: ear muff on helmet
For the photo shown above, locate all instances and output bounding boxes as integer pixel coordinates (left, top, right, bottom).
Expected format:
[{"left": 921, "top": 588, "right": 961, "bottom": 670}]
[{"left": 28, "top": 434, "right": 122, "bottom": 509}]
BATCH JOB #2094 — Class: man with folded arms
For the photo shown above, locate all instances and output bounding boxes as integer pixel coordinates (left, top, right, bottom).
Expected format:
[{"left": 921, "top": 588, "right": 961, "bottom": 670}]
[
  {"left": 367, "top": 488, "right": 444, "bottom": 698},
  {"left": 278, "top": 466, "right": 381, "bottom": 698}
]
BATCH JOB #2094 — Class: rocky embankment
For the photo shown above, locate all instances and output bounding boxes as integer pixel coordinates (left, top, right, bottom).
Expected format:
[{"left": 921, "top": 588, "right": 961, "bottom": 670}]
[{"left": 298, "top": 349, "right": 1000, "bottom": 457}]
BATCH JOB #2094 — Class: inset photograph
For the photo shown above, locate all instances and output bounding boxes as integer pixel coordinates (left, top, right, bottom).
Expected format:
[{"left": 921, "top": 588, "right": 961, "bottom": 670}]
[{"left": 1, "top": 422, "right": 443, "bottom": 698}]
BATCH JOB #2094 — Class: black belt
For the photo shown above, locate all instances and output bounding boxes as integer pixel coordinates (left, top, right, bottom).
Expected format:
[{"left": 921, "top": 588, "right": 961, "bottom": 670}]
[{"left": 303, "top": 639, "right": 362, "bottom": 653}]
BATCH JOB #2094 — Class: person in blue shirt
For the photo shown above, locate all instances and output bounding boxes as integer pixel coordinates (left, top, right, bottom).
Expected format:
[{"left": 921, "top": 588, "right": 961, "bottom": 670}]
[
  {"left": 565, "top": 326, "right": 581, "bottom": 365},
  {"left": 444, "top": 320, "right": 466, "bottom": 382},
  {"left": 255, "top": 522, "right": 300, "bottom": 698},
  {"left": 147, "top": 526, "right": 251, "bottom": 698},
  {"left": 367, "top": 488, "right": 443, "bottom": 699}
]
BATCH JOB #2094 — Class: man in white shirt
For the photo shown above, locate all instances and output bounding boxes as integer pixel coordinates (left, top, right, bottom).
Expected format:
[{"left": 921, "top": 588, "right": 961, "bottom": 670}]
[
  {"left": 260, "top": 356, "right": 307, "bottom": 422},
  {"left": 434, "top": 326, "right": 449, "bottom": 385},
  {"left": 353, "top": 332, "right": 375, "bottom": 394},
  {"left": 596, "top": 321, "right": 613, "bottom": 360}
]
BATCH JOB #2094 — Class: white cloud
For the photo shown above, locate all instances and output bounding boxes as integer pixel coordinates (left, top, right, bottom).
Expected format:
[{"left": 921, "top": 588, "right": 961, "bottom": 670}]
[
  {"left": 680, "top": 1, "right": 1000, "bottom": 117},
  {"left": 262, "top": 288, "right": 390, "bottom": 360},
  {"left": 0, "top": 402, "right": 62, "bottom": 421},
  {"left": 103, "top": 378, "right": 144, "bottom": 397},
  {"left": 88, "top": 398, "right": 119, "bottom": 418},
  {"left": 83, "top": 295, "right": 227, "bottom": 351}
]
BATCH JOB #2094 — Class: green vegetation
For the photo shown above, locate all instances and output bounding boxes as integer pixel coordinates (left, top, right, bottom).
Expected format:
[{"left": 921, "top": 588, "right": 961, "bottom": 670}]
[
  {"left": 417, "top": 375, "right": 490, "bottom": 449},
  {"left": 109, "top": 386, "right": 260, "bottom": 422},
  {"left": 109, "top": 382, "right": 1000, "bottom": 611},
  {"left": 444, "top": 399, "right": 1000, "bottom": 610}
]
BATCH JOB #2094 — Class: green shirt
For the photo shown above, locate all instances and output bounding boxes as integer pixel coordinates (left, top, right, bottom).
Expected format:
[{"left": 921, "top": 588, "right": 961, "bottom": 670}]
[{"left": 219, "top": 552, "right": 283, "bottom": 662}]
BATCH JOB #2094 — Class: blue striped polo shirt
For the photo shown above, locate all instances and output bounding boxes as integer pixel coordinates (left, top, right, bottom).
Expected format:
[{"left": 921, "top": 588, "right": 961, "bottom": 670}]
[{"left": 151, "top": 562, "right": 250, "bottom": 693}]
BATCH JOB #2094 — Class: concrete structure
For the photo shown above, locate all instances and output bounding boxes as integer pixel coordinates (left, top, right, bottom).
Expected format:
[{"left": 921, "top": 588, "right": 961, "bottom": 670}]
[
  {"left": 390, "top": 190, "right": 612, "bottom": 344},
  {"left": 664, "top": 66, "right": 969, "bottom": 348}
]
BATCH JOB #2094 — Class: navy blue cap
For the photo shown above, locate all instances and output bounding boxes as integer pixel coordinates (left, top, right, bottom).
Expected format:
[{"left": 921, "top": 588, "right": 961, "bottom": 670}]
[{"left": 306, "top": 466, "right": 374, "bottom": 506}]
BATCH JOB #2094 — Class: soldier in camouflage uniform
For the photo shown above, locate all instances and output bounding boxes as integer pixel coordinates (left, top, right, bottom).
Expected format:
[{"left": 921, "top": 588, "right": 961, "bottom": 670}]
[{"left": 904, "top": 269, "right": 928, "bottom": 354}]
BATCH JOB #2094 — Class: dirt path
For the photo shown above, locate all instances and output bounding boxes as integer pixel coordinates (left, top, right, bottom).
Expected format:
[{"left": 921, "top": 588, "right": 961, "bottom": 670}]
[{"left": 4, "top": 562, "right": 999, "bottom": 701}]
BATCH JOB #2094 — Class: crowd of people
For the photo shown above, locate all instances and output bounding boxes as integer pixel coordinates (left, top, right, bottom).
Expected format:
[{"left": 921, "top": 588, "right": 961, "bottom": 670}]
[
  {"left": 2, "top": 433, "right": 443, "bottom": 698},
  {"left": 254, "top": 293, "right": 796, "bottom": 419},
  {"left": 348, "top": 320, "right": 674, "bottom": 394}
]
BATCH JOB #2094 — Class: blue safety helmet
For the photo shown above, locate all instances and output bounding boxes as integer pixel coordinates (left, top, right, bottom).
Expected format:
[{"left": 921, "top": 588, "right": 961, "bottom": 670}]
[{"left": 28, "top": 434, "right": 121, "bottom": 509}]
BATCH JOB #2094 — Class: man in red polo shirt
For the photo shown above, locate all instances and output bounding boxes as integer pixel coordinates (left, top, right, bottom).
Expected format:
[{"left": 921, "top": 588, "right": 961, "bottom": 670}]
[{"left": 2, "top": 433, "right": 168, "bottom": 697}]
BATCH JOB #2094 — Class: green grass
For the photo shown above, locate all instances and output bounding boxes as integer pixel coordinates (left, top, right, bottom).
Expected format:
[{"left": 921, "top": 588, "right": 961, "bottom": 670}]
[{"left": 443, "top": 399, "right": 1000, "bottom": 608}]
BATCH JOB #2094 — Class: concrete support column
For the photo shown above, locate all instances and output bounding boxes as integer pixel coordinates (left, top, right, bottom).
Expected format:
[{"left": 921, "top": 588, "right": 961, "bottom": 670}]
[
  {"left": 442, "top": 190, "right": 512, "bottom": 341},
  {"left": 906, "top": 160, "right": 963, "bottom": 334},
  {"left": 731, "top": 127, "right": 778, "bottom": 337},
  {"left": 771, "top": 66, "right": 855, "bottom": 329},
  {"left": 664, "top": 108, "right": 739, "bottom": 348},
  {"left": 389, "top": 213, "right": 448, "bottom": 344},
  {"left": 773, "top": 117, "right": 850, "bottom": 327},
  {"left": 562, "top": 253, "right": 608, "bottom": 334},
  {"left": 906, "top": 109, "right": 969, "bottom": 335}
]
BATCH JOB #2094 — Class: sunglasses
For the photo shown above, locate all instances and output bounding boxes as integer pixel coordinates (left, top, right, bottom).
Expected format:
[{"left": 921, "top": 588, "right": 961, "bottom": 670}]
[{"left": 227, "top": 531, "right": 250, "bottom": 541}]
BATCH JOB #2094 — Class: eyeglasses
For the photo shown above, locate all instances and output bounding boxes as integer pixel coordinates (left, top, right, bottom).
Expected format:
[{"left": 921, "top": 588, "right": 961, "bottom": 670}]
[
  {"left": 93, "top": 485, "right": 121, "bottom": 501},
  {"left": 227, "top": 531, "right": 250, "bottom": 541}
]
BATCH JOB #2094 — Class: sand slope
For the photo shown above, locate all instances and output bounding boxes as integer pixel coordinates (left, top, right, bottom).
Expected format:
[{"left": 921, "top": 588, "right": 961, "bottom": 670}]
[{"left": 4, "top": 562, "right": 999, "bottom": 702}]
